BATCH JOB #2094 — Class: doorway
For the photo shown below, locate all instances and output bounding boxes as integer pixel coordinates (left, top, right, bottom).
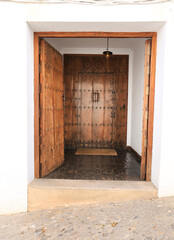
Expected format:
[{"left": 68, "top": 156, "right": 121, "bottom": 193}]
[{"left": 34, "top": 32, "right": 157, "bottom": 181}]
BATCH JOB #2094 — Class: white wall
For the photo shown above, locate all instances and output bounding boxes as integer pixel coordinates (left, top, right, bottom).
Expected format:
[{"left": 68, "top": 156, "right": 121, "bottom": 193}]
[
  {"left": 27, "top": 25, "right": 34, "bottom": 184},
  {"left": 151, "top": 23, "right": 166, "bottom": 189},
  {"left": 155, "top": 21, "right": 174, "bottom": 196},
  {"left": 0, "top": 1, "right": 174, "bottom": 214},
  {"left": 0, "top": 3, "right": 28, "bottom": 214},
  {"left": 131, "top": 39, "right": 146, "bottom": 155}
]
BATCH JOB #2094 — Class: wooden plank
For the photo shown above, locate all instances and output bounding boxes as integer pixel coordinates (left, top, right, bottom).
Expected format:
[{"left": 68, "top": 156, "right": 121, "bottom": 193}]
[
  {"left": 103, "top": 72, "right": 113, "bottom": 144},
  {"left": 71, "top": 57, "right": 78, "bottom": 148},
  {"left": 39, "top": 39, "right": 64, "bottom": 177},
  {"left": 80, "top": 72, "right": 93, "bottom": 146},
  {"left": 34, "top": 34, "right": 40, "bottom": 178},
  {"left": 92, "top": 72, "right": 105, "bottom": 145},
  {"left": 140, "top": 39, "right": 151, "bottom": 180},
  {"left": 114, "top": 56, "right": 128, "bottom": 148},
  {"left": 75, "top": 148, "right": 117, "bottom": 156},
  {"left": 146, "top": 35, "right": 157, "bottom": 181},
  {"left": 35, "top": 32, "right": 157, "bottom": 38}
]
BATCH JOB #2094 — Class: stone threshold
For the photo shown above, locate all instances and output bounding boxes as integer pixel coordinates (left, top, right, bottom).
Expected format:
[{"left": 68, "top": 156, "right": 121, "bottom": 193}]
[{"left": 28, "top": 179, "right": 158, "bottom": 211}]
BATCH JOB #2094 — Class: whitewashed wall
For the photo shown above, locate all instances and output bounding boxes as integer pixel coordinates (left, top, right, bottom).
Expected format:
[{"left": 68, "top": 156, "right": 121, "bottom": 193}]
[
  {"left": 27, "top": 25, "right": 34, "bottom": 184},
  {"left": 0, "top": 1, "right": 174, "bottom": 214},
  {"left": 152, "top": 21, "right": 174, "bottom": 196},
  {"left": 131, "top": 39, "right": 146, "bottom": 155},
  {"left": 0, "top": 4, "right": 28, "bottom": 214}
]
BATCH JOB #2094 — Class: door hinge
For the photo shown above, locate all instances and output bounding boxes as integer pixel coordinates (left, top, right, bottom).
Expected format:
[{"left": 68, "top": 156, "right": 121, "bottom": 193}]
[
  {"left": 147, "top": 65, "right": 150, "bottom": 75},
  {"left": 147, "top": 44, "right": 151, "bottom": 56},
  {"left": 145, "top": 110, "right": 149, "bottom": 120},
  {"left": 144, "top": 139, "right": 148, "bottom": 148},
  {"left": 146, "top": 86, "right": 150, "bottom": 95}
]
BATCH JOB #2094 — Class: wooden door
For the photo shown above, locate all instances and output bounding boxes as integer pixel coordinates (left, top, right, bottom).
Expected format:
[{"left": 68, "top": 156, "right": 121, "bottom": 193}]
[
  {"left": 140, "top": 39, "right": 151, "bottom": 180},
  {"left": 39, "top": 39, "right": 64, "bottom": 177},
  {"left": 79, "top": 72, "right": 115, "bottom": 148},
  {"left": 64, "top": 55, "right": 128, "bottom": 149}
]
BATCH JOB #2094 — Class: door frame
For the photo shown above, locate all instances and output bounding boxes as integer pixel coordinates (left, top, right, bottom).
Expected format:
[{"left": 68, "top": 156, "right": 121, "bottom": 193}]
[{"left": 34, "top": 32, "right": 157, "bottom": 180}]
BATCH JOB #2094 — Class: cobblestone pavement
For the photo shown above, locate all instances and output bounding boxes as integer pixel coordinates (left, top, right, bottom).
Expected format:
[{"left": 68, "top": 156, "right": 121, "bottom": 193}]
[{"left": 0, "top": 197, "right": 174, "bottom": 240}]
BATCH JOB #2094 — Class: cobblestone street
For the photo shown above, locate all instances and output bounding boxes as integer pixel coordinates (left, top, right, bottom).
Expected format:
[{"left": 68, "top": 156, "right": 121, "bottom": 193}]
[{"left": 0, "top": 197, "right": 174, "bottom": 240}]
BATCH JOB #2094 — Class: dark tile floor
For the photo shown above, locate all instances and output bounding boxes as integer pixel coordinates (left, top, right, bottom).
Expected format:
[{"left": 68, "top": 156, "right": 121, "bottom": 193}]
[{"left": 45, "top": 149, "right": 141, "bottom": 181}]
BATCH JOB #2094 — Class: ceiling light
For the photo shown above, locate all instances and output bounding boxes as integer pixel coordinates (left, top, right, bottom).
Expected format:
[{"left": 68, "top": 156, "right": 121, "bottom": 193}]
[{"left": 103, "top": 38, "right": 113, "bottom": 58}]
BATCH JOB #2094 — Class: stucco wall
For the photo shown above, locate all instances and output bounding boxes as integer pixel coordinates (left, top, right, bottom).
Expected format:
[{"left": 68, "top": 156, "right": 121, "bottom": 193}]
[{"left": 0, "top": 1, "right": 174, "bottom": 214}]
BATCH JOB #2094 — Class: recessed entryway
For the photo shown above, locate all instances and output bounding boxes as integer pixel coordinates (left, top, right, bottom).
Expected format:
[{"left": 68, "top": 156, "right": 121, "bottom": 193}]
[
  {"left": 34, "top": 32, "right": 157, "bottom": 182},
  {"left": 30, "top": 32, "right": 157, "bottom": 211}
]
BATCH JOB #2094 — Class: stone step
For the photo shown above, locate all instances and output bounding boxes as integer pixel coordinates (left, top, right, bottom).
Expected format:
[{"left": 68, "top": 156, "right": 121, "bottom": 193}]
[{"left": 28, "top": 179, "right": 158, "bottom": 211}]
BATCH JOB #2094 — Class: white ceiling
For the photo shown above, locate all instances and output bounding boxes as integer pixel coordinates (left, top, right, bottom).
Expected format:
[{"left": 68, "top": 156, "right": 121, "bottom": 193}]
[
  {"left": 45, "top": 38, "right": 145, "bottom": 49},
  {"left": 44, "top": 37, "right": 147, "bottom": 54}
]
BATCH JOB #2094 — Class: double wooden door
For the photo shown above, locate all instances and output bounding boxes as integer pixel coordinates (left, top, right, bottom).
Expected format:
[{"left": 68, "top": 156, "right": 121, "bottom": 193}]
[
  {"left": 64, "top": 55, "right": 128, "bottom": 149},
  {"left": 79, "top": 72, "right": 115, "bottom": 147}
]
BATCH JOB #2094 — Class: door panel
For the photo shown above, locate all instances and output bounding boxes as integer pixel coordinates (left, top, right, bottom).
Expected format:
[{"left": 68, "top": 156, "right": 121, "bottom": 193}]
[
  {"left": 92, "top": 73, "right": 105, "bottom": 144},
  {"left": 39, "top": 39, "right": 64, "bottom": 177},
  {"left": 80, "top": 72, "right": 93, "bottom": 147},
  {"left": 64, "top": 55, "right": 128, "bottom": 149},
  {"left": 103, "top": 73, "right": 114, "bottom": 144}
]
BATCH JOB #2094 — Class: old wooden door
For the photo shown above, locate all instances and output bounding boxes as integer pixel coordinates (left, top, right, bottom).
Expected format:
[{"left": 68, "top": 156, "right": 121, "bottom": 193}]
[
  {"left": 39, "top": 39, "right": 64, "bottom": 177},
  {"left": 79, "top": 72, "right": 115, "bottom": 148},
  {"left": 64, "top": 55, "right": 128, "bottom": 149}
]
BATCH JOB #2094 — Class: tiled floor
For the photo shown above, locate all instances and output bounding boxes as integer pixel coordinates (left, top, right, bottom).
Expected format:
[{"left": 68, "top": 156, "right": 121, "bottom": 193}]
[{"left": 45, "top": 149, "right": 141, "bottom": 180}]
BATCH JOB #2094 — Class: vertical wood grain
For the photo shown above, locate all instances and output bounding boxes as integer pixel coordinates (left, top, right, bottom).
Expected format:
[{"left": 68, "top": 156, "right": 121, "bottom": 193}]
[
  {"left": 140, "top": 39, "right": 151, "bottom": 180},
  {"left": 146, "top": 34, "right": 157, "bottom": 181},
  {"left": 39, "top": 39, "right": 64, "bottom": 177}
]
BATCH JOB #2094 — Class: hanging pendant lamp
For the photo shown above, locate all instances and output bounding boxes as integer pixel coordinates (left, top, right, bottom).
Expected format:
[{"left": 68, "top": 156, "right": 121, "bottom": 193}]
[{"left": 103, "top": 38, "right": 113, "bottom": 58}]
